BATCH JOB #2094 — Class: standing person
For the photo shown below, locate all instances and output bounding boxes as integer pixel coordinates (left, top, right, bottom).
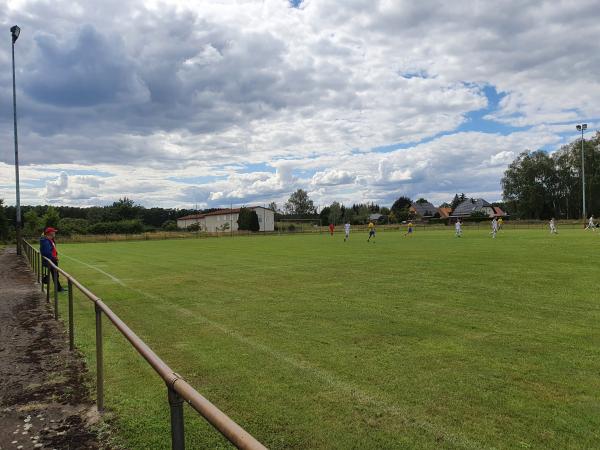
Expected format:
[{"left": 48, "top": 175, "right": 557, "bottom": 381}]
[
  {"left": 498, "top": 217, "right": 503, "bottom": 231},
  {"left": 404, "top": 221, "right": 414, "bottom": 237},
  {"left": 40, "top": 227, "right": 64, "bottom": 292},
  {"left": 367, "top": 221, "right": 375, "bottom": 242},
  {"left": 455, "top": 219, "right": 462, "bottom": 237},
  {"left": 586, "top": 215, "right": 596, "bottom": 231},
  {"left": 344, "top": 222, "right": 351, "bottom": 242},
  {"left": 329, "top": 222, "right": 335, "bottom": 236},
  {"left": 549, "top": 218, "right": 558, "bottom": 234},
  {"left": 491, "top": 218, "right": 498, "bottom": 239}
]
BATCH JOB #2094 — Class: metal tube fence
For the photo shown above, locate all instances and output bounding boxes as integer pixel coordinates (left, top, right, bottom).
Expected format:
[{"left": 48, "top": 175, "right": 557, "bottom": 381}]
[{"left": 20, "top": 240, "right": 267, "bottom": 450}]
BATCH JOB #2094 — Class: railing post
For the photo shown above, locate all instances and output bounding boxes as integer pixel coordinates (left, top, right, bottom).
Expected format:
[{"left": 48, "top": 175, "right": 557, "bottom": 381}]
[
  {"left": 95, "top": 303, "right": 104, "bottom": 412},
  {"left": 39, "top": 254, "right": 43, "bottom": 292},
  {"left": 68, "top": 279, "right": 74, "bottom": 351},
  {"left": 167, "top": 385, "right": 185, "bottom": 450},
  {"left": 53, "top": 268, "right": 59, "bottom": 320},
  {"left": 45, "top": 266, "right": 50, "bottom": 302}
]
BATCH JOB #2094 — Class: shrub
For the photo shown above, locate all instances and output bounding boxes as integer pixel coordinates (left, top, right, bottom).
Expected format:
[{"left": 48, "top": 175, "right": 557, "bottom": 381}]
[
  {"left": 59, "top": 218, "right": 90, "bottom": 236},
  {"left": 88, "top": 220, "right": 144, "bottom": 235},
  {"left": 162, "top": 220, "right": 178, "bottom": 231},
  {"left": 187, "top": 223, "right": 201, "bottom": 232}
]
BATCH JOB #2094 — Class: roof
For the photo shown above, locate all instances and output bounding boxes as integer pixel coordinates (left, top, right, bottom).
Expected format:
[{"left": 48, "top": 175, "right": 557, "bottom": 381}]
[
  {"left": 178, "top": 213, "right": 206, "bottom": 220},
  {"left": 369, "top": 213, "right": 383, "bottom": 220},
  {"left": 438, "top": 207, "right": 452, "bottom": 218},
  {"left": 411, "top": 201, "right": 437, "bottom": 217},
  {"left": 451, "top": 198, "right": 493, "bottom": 217},
  {"left": 492, "top": 206, "right": 507, "bottom": 217}
]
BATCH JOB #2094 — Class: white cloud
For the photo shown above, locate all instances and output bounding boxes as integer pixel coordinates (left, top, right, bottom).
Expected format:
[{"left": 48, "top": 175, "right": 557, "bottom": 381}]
[{"left": 0, "top": 0, "right": 597, "bottom": 209}]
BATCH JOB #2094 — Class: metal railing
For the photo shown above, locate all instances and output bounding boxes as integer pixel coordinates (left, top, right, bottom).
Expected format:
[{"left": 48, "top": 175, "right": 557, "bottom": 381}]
[{"left": 21, "top": 240, "right": 267, "bottom": 450}]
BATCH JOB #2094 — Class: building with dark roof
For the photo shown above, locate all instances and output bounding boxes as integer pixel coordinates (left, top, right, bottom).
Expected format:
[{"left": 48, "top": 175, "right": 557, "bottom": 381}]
[
  {"left": 410, "top": 201, "right": 438, "bottom": 218},
  {"left": 451, "top": 198, "right": 507, "bottom": 218}
]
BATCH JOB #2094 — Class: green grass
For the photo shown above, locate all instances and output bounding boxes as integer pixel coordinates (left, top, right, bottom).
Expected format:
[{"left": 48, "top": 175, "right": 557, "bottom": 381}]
[{"left": 56, "top": 229, "right": 600, "bottom": 449}]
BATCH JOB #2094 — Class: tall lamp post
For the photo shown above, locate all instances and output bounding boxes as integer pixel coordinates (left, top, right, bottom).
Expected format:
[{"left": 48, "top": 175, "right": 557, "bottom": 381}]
[
  {"left": 576, "top": 123, "right": 588, "bottom": 220},
  {"left": 11, "top": 25, "right": 21, "bottom": 255}
]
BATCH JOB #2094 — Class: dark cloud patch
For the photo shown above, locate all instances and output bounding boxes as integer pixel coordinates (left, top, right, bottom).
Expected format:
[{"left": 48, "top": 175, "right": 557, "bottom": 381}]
[{"left": 23, "top": 26, "right": 142, "bottom": 107}]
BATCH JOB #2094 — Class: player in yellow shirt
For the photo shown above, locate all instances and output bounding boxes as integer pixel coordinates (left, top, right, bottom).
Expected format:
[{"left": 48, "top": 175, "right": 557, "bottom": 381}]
[
  {"left": 498, "top": 217, "right": 503, "bottom": 231},
  {"left": 404, "top": 221, "right": 414, "bottom": 237},
  {"left": 367, "top": 221, "right": 376, "bottom": 242}
]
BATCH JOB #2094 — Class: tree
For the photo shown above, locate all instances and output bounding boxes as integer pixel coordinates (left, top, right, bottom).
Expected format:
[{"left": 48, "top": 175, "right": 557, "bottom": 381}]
[
  {"left": 249, "top": 211, "right": 260, "bottom": 232},
  {"left": 415, "top": 198, "right": 429, "bottom": 204},
  {"left": 42, "top": 206, "right": 61, "bottom": 229},
  {"left": 284, "top": 189, "right": 316, "bottom": 216},
  {"left": 450, "top": 193, "right": 466, "bottom": 210},
  {"left": 268, "top": 202, "right": 278, "bottom": 212},
  {"left": 319, "top": 206, "right": 331, "bottom": 226},
  {"left": 391, "top": 196, "right": 412, "bottom": 213},
  {"left": 23, "top": 210, "right": 42, "bottom": 236},
  {"left": 502, "top": 151, "right": 558, "bottom": 219},
  {"left": 328, "top": 202, "right": 342, "bottom": 225},
  {"left": 111, "top": 197, "right": 142, "bottom": 221},
  {"left": 391, "top": 196, "right": 412, "bottom": 222},
  {"left": 237, "top": 207, "right": 253, "bottom": 230}
]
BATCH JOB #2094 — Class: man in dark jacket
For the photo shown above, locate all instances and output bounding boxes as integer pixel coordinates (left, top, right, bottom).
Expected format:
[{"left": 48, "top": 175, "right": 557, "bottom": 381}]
[{"left": 40, "top": 226, "right": 64, "bottom": 291}]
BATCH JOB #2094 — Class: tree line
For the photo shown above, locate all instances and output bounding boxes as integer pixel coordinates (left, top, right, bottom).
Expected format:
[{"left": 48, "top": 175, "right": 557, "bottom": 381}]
[
  {"left": 1, "top": 131, "right": 597, "bottom": 241},
  {"left": 502, "top": 132, "right": 600, "bottom": 219}
]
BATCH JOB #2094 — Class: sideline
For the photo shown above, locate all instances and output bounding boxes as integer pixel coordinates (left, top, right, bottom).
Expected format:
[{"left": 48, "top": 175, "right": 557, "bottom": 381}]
[
  {"left": 60, "top": 253, "right": 126, "bottom": 286},
  {"left": 64, "top": 254, "right": 486, "bottom": 450}
]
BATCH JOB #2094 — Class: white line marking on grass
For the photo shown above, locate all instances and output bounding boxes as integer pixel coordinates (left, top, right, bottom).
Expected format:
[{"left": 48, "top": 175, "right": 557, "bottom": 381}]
[
  {"left": 60, "top": 253, "right": 126, "bottom": 286},
  {"left": 64, "top": 256, "right": 488, "bottom": 449}
]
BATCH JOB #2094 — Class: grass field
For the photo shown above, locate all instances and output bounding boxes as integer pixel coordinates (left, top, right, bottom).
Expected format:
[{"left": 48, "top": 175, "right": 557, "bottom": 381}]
[{"left": 55, "top": 229, "right": 600, "bottom": 449}]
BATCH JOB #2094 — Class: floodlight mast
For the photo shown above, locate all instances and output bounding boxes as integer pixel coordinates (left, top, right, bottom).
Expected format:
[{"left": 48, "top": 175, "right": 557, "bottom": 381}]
[
  {"left": 11, "top": 25, "right": 22, "bottom": 255},
  {"left": 576, "top": 123, "right": 588, "bottom": 219}
]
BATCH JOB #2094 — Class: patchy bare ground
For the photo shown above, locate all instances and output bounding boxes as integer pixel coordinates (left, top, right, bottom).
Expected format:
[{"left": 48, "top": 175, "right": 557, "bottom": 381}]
[{"left": 0, "top": 247, "right": 105, "bottom": 450}]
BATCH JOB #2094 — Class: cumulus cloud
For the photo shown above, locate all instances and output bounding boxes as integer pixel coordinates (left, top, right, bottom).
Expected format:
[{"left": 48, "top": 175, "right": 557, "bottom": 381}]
[
  {"left": 311, "top": 169, "right": 356, "bottom": 186},
  {"left": 0, "top": 0, "right": 597, "bottom": 208}
]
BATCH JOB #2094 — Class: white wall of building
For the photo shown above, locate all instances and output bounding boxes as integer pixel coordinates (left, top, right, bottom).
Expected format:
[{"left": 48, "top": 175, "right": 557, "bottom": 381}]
[{"left": 177, "top": 207, "right": 275, "bottom": 232}]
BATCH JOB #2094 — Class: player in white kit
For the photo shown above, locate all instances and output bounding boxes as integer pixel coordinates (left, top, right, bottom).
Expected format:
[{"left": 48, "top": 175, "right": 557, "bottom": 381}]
[
  {"left": 549, "top": 218, "right": 558, "bottom": 234},
  {"left": 491, "top": 218, "right": 498, "bottom": 238},
  {"left": 344, "top": 222, "right": 351, "bottom": 241},
  {"left": 586, "top": 215, "right": 596, "bottom": 230},
  {"left": 455, "top": 219, "right": 462, "bottom": 237}
]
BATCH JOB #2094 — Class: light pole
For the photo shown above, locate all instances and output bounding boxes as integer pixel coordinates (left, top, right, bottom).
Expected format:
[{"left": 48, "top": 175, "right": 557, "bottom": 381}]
[
  {"left": 11, "top": 25, "right": 22, "bottom": 255},
  {"left": 576, "top": 123, "right": 588, "bottom": 220}
]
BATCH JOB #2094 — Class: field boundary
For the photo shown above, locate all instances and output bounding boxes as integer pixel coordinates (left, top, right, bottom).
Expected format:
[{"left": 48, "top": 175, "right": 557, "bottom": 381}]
[
  {"left": 20, "top": 240, "right": 267, "bottom": 450},
  {"left": 17, "top": 219, "right": 590, "bottom": 245}
]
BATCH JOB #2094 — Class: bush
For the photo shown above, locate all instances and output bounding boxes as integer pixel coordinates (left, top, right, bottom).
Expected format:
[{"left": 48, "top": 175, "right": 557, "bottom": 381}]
[
  {"left": 88, "top": 220, "right": 144, "bottom": 235},
  {"left": 187, "top": 223, "right": 201, "bottom": 232},
  {"left": 161, "top": 220, "right": 178, "bottom": 231},
  {"left": 59, "top": 218, "right": 90, "bottom": 236}
]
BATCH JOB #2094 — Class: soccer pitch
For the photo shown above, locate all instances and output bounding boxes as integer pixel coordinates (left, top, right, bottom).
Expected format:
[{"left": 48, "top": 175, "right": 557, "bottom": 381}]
[{"left": 58, "top": 229, "right": 600, "bottom": 449}]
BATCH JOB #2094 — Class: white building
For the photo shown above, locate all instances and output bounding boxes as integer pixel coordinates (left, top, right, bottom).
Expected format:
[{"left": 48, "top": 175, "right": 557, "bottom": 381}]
[{"left": 177, "top": 206, "right": 275, "bottom": 232}]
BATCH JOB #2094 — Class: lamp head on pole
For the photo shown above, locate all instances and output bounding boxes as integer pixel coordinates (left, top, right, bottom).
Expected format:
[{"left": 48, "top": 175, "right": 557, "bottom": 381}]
[
  {"left": 582, "top": 124, "right": 587, "bottom": 131},
  {"left": 10, "top": 25, "right": 20, "bottom": 44},
  {"left": 576, "top": 125, "right": 582, "bottom": 131}
]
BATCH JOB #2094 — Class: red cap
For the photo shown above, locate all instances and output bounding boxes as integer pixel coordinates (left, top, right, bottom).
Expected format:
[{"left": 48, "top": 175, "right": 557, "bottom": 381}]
[{"left": 45, "top": 227, "right": 58, "bottom": 234}]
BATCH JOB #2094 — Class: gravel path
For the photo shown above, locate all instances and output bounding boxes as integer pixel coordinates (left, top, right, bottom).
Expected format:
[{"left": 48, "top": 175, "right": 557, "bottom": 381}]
[{"left": 0, "top": 247, "right": 103, "bottom": 449}]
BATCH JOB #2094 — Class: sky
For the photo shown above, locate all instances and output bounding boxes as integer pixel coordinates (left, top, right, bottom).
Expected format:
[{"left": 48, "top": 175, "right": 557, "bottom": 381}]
[{"left": 0, "top": 0, "right": 599, "bottom": 210}]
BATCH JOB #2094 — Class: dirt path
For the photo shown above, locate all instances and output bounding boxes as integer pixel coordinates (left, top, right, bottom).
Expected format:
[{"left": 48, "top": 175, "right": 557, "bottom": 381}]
[{"left": 0, "top": 247, "right": 104, "bottom": 449}]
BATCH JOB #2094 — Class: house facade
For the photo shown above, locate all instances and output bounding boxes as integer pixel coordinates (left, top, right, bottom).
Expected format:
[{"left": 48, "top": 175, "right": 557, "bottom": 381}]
[{"left": 177, "top": 206, "right": 275, "bottom": 232}]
